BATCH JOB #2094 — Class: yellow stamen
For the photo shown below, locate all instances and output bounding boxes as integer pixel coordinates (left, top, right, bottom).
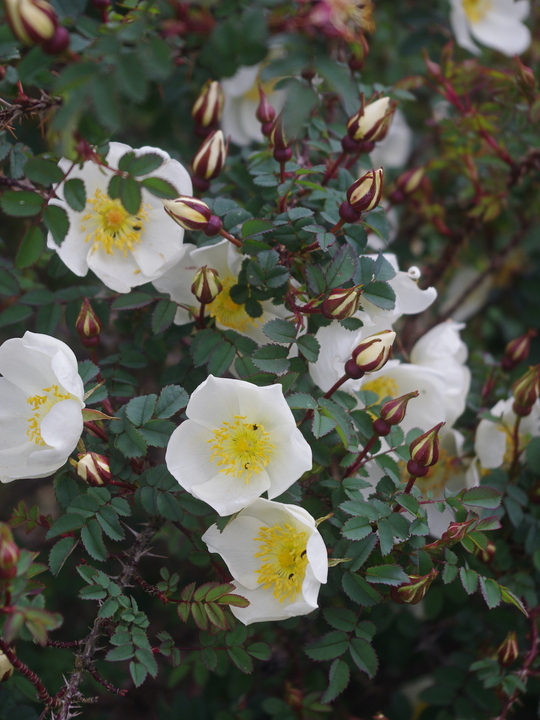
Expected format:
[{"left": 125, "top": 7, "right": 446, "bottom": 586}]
[
  {"left": 362, "top": 376, "right": 399, "bottom": 402},
  {"left": 208, "top": 415, "right": 274, "bottom": 479},
  {"left": 207, "top": 276, "right": 261, "bottom": 333},
  {"left": 462, "top": 0, "right": 492, "bottom": 23},
  {"left": 81, "top": 188, "right": 149, "bottom": 256},
  {"left": 254, "top": 523, "right": 308, "bottom": 602},
  {"left": 26, "top": 385, "right": 73, "bottom": 446}
]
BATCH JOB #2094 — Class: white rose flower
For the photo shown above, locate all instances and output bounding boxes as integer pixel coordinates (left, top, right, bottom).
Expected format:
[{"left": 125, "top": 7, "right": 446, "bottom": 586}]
[
  {"left": 154, "top": 239, "right": 293, "bottom": 345},
  {"left": 221, "top": 65, "right": 287, "bottom": 147},
  {"left": 475, "top": 397, "right": 540, "bottom": 469},
  {"left": 166, "top": 376, "right": 312, "bottom": 516},
  {"left": 369, "top": 109, "right": 413, "bottom": 170},
  {"left": 47, "top": 142, "right": 193, "bottom": 293},
  {"left": 202, "top": 498, "right": 328, "bottom": 624},
  {"left": 449, "top": 0, "right": 531, "bottom": 56},
  {"left": 0, "top": 332, "right": 85, "bottom": 482}
]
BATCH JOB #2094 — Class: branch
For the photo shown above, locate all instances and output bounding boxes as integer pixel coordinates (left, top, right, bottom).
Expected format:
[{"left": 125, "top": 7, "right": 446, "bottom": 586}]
[{"left": 0, "top": 638, "right": 56, "bottom": 706}]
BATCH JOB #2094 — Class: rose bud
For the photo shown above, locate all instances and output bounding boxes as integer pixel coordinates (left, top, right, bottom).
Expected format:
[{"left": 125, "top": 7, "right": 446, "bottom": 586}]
[
  {"left": 407, "top": 421, "right": 445, "bottom": 477},
  {"left": 390, "top": 167, "right": 425, "bottom": 203},
  {"left": 269, "top": 112, "right": 289, "bottom": 150},
  {"left": 321, "top": 286, "right": 362, "bottom": 320},
  {"left": 438, "top": 519, "right": 476, "bottom": 545},
  {"left": 346, "top": 168, "right": 384, "bottom": 213},
  {"left": 497, "top": 631, "right": 520, "bottom": 668},
  {"left": 192, "top": 129, "right": 226, "bottom": 184},
  {"left": 348, "top": 34, "right": 370, "bottom": 72},
  {"left": 0, "top": 524, "right": 20, "bottom": 580},
  {"left": 346, "top": 96, "right": 396, "bottom": 143},
  {"left": 163, "top": 196, "right": 212, "bottom": 231},
  {"left": 192, "top": 80, "right": 224, "bottom": 130},
  {"left": 502, "top": 329, "right": 536, "bottom": 372},
  {"left": 41, "top": 23, "right": 69, "bottom": 54},
  {"left": 512, "top": 364, "right": 540, "bottom": 417},
  {"left": 191, "top": 266, "right": 222, "bottom": 305},
  {"left": 515, "top": 57, "right": 536, "bottom": 98},
  {"left": 76, "top": 298, "right": 102, "bottom": 347},
  {"left": 390, "top": 569, "right": 438, "bottom": 605},
  {"left": 344, "top": 330, "right": 396, "bottom": 379},
  {"left": 256, "top": 85, "right": 276, "bottom": 131},
  {"left": 477, "top": 540, "right": 496, "bottom": 564},
  {"left": 0, "top": 651, "right": 14, "bottom": 682},
  {"left": 372, "top": 391, "right": 419, "bottom": 437},
  {"left": 76, "top": 452, "right": 112, "bottom": 487},
  {"left": 4, "top": 0, "right": 57, "bottom": 45}
]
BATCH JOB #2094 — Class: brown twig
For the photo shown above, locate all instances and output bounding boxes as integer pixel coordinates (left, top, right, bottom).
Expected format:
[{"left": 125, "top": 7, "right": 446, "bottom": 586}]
[{"left": 0, "top": 639, "right": 56, "bottom": 706}]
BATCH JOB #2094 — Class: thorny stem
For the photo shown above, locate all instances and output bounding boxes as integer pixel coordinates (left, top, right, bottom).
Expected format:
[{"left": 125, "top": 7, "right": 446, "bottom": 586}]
[
  {"left": 219, "top": 228, "right": 242, "bottom": 248},
  {"left": 343, "top": 434, "right": 378, "bottom": 478},
  {"left": 0, "top": 639, "right": 56, "bottom": 706},
  {"left": 55, "top": 521, "right": 162, "bottom": 720},
  {"left": 88, "top": 665, "right": 127, "bottom": 696}
]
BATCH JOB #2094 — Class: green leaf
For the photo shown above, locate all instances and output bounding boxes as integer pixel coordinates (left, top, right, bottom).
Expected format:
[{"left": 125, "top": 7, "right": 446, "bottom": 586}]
[
  {"left": 45, "top": 513, "right": 85, "bottom": 539},
  {"left": 120, "top": 176, "right": 142, "bottom": 215},
  {"left": 227, "top": 646, "right": 254, "bottom": 674},
  {"left": 129, "top": 661, "right": 148, "bottom": 687},
  {"left": 305, "top": 632, "right": 349, "bottom": 661},
  {"left": 126, "top": 394, "right": 158, "bottom": 426},
  {"left": 130, "top": 153, "right": 164, "bottom": 176},
  {"left": 297, "top": 334, "right": 320, "bottom": 362},
  {"left": 208, "top": 341, "right": 235, "bottom": 376},
  {"left": 63, "top": 178, "right": 86, "bottom": 211},
  {"left": 140, "top": 176, "right": 178, "bottom": 199},
  {"left": 15, "top": 226, "right": 46, "bottom": 269},
  {"left": 0, "top": 304, "right": 33, "bottom": 328},
  {"left": 479, "top": 576, "right": 502, "bottom": 609},
  {"left": 116, "top": 53, "right": 148, "bottom": 103},
  {"left": 91, "top": 74, "right": 121, "bottom": 130},
  {"left": 241, "top": 218, "right": 274, "bottom": 238},
  {"left": 394, "top": 493, "right": 420, "bottom": 514},
  {"left": 461, "top": 486, "right": 502, "bottom": 510},
  {"left": 325, "top": 244, "right": 358, "bottom": 290},
  {"left": 322, "top": 659, "right": 350, "bottom": 704},
  {"left": 342, "top": 572, "right": 381, "bottom": 606},
  {"left": 116, "top": 424, "right": 148, "bottom": 458},
  {"left": 96, "top": 506, "right": 125, "bottom": 541},
  {"left": 36, "top": 302, "right": 62, "bottom": 335},
  {"left": 247, "top": 642, "right": 271, "bottom": 660},
  {"left": 459, "top": 567, "right": 479, "bottom": 595},
  {"left": 286, "top": 392, "right": 318, "bottom": 410},
  {"left": 0, "top": 268, "right": 20, "bottom": 296},
  {"left": 43, "top": 204, "right": 70, "bottom": 245},
  {"left": 342, "top": 516, "right": 372, "bottom": 541},
  {"left": 377, "top": 518, "right": 395, "bottom": 556},
  {"left": 156, "top": 492, "right": 183, "bottom": 521},
  {"left": 362, "top": 281, "right": 396, "bottom": 311},
  {"left": 263, "top": 318, "right": 297, "bottom": 343},
  {"left": 201, "top": 647, "right": 218, "bottom": 670},
  {"left": 48, "top": 536, "right": 77, "bottom": 576},
  {"left": 135, "top": 647, "right": 158, "bottom": 677},
  {"left": 81, "top": 519, "right": 108, "bottom": 562},
  {"left": 365, "top": 565, "right": 409, "bottom": 586},
  {"left": 98, "top": 598, "right": 119, "bottom": 618},
  {"left": 252, "top": 345, "right": 290, "bottom": 374},
  {"left": 323, "top": 608, "right": 358, "bottom": 632},
  {"left": 362, "top": 208, "right": 389, "bottom": 241},
  {"left": 155, "top": 385, "right": 188, "bottom": 418},
  {"left": 106, "top": 644, "right": 135, "bottom": 662},
  {"left": 499, "top": 585, "right": 528, "bottom": 616},
  {"left": 111, "top": 292, "right": 154, "bottom": 311},
  {"left": 152, "top": 298, "right": 177, "bottom": 334},
  {"left": 349, "top": 638, "right": 378, "bottom": 678},
  {"left": 0, "top": 190, "right": 43, "bottom": 217},
  {"left": 24, "top": 157, "right": 64, "bottom": 185}
]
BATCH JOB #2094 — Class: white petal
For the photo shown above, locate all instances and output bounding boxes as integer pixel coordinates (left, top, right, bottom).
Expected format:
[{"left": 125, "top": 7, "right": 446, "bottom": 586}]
[
  {"left": 475, "top": 418, "right": 507, "bottom": 469},
  {"left": 449, "top": 1, "right": 481, "bottom": 53},
  {"left": 203, "top": 515, "right": 264, "bottom": 589},
  {"left": 165, "top": 420, "right": 217, "bottom": 491},
  {"left": 471, "top": 12, "right": 531, "bottom": 55},
  {"left": 0, "top": 337, "right": 56, "bottom": 395},
  {"left": 193, "top": 470, "right": 271, "bottom": 516},
  {"left": 388, "top": 272, "right": 437, "bottom": 315},
  {"left": 369, "top": 109, "right": 413, "bottom": 169},
  {"left": 130, "top": 212, "right": 187, "bottom": 278},
  {"left": 86, "top": 245, "right": 144, "bottom": 293},
  {"left": 230, "top": 583, "right": 316, "bottom": 625},
  {"left": 266, "top": 425, "right": 313, "bottom": 497},
  {"left": 39, "top": 399, "right": 83, "bottom": 454},
  {"left": 46, "top": 199, "right": 90, "bottom": 277}
]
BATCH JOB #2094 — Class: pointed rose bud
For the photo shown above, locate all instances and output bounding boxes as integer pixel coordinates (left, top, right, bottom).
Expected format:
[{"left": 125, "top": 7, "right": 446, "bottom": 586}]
[
  {"left": 502, "top": 330, "right": 536, "bottom": 371},
  {"left": 346, "top": 168, "right": 384, "bottom": 213},
  {"left": 0, "top": 650, "right": 14, "bottom": 682},
  {"left": 76, "top": 298, "right": 102, "bottom": 347},
  {"left": 76, "top": 452, "right": 112, "bottom": 487},
  {"left": 344, "top": 330, "right": 396, "bottom": 379},
  {"left": 192, "top": 80, "right": 224, "bottom": 129},
  {"left": 438, "top": 518, "right": 476, "bottom": 545},
  {"left": 390, "top": 167, "right": 425, "bottom": 203},
  {"left": 407, "top": 421, "right": 445, "bottom": 475},
  {"left": 256, "top": 85, "right": 276, "bottom": 128},
  {"left": 4, "top": 0, "right": 57, "bottom": 45},
  {"left": 346, "top": 97, "right": 396, "bottom": 143},
  {"left": 515, "top": 58, "right": 536, "bottom": 98},
  {"left": 512, "top": 365, "right": 540, "bottom": 416},
  {"left": 163, "top": 196, "right": 212, "bottom": 231},
  {"left": 390, "top": 569, "right": 438, "bottom": 605},
  {"left": 192, "top": 129, "right": 226, "bottom": 182},
  {"left": 269, "top": 112, "right": 290, "bottom": 151},
  {"left": 0, "top": 524, "right": 19, "bottom": 580},
  {"left": 497, "top": 631, "right": 519, "bottom": 668},
  {"left": 373, "top": 391, "right": 420, "bottom": 436},
  {"left": 191, "top": 266, "right": 222, "bottom": 305},
  {"left": 321, "top": 286, "right": 362, "bottom": 320}
]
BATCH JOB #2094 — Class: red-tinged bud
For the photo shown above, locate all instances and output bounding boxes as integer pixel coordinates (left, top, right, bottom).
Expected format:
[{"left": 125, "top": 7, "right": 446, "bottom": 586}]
[
  {"left": 439, "top": 519, "right": 476, "bottom": 545},
  {"left": 348, "top": 34, "right": 370, "bottom": 71},
  {"left": 379, "top": 391, "right": 419, "bottom": 427},
  {"left": 163, "top": 195, "right": 212, "bottom": 231},
  {"left": 477, "top": 540, "right": 496, "bottom": 564},
  {"left": 338, "top": 201, "right": 362, "bottom": 224},
  {"left": 423, "top": 49, "right": 442, "bottom": 79},
  {"left": 192, "top": 129, "right": 226, "bottom": 182},
  {"left": 41, "top": 23, "right": 69, "bottom": 54},
  {"left": 269, "top": 112, "right": 289, "bottom": 150},
  {"left": 76, "top": 452, "right": 112, "bottom": 487},
  {"left": 191, "top": 266, "right": 222, "bottom": 305},
  {"left": 512, "top": 365, "right": 540, "bottom": 416},
  {"left": 4, "top": 0, "right": 57, "bottom": 45},
  {"left": 347, "top": 330, "right": 396, "bottom": 377},
  {"left": 497, "top": 631, "right": 520, "bottom": 668},
  {"left": 390, "top": 167, "right": 425, "bottom": 203},
  {"left": 409, "top": 422, "right": 445, "bottom": 469},
  {"left": 390, "top": 568, "right": 438, "bottom": 605},
  {"left": 0, "top": 524, "right": 20, "bottom": 580},
  {"left": 0, "top": 651, "right": 14, "bottom": 682},
  {"left": 202, "top": 214, "right": 223, "bottom": 237},
  {"left": 256, "top": 85, "right": 276, "bottom": 125},
  {"left": 321, "top": 286, "right": 362, "bottom": 320},
  {"left": 76, "top": 298, "right": 102, "bottom": 347},
  {"left": 515, "top": 58, "right": 536, "bottom": 99},
  {"left": 347, "top": 168, "right": 384, "bottom": 213},
  {"left": 346, "top": 97, "right": 396, "bottom": 143},
  {"left": 192, "top": 80, "right": 224, "bottom": 129},
  {"left": 502, "top": 330, "right": 536, "bottom": 372}
]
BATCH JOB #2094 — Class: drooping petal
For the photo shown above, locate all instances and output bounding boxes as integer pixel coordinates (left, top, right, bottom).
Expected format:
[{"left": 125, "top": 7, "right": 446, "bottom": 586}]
[
  {"left": 191, "top": 469, "right": 271, "bottom": 516},
  {"left": 471, "top": 10, "right": 531, "bottom": 55}
]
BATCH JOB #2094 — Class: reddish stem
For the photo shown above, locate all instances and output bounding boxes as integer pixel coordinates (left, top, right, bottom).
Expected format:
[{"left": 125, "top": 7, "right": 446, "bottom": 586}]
[
  {"left": 343, "top": 434, "right": 378, "bottom": 478},
  {"left": 303, "top": 373, "right": 349, "bottom": 423},
  {"left": 329, "top": 218, "right": 345, "bottom": 234},
  {"left": 0, "top": 639, "right": 56, "bottom": 706},
  {"left": 322, "top": 151, "right": 347, "bottom": 186},
  {"left": 219, "top": 228, "right": 242, "bottom": 248}
]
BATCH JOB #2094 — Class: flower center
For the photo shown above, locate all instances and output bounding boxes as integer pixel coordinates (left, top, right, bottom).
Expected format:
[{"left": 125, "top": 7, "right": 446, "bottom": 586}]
[
  {"left": 254, "top": 523, "right": 308, "bottom": 602},
  {"left": 81, "top": 188, "right": 149, "bottom": 256},
  {"left": 362, "top": 375, "right": 399, "bottom": 402},
  {"left": 26, "top": 385, "right": 73, "bottom": 446},
  {"left": 462, "top": 0, "right": 492, "bottom": 23},
  {"left": 208, "top": 415, "right": 274, "bottom": 479},
  {"left": 207, "top": 276, "right": 260, "bottom": 333}
]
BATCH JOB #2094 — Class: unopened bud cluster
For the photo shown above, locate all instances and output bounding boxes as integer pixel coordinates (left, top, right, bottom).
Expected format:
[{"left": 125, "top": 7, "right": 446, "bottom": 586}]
[
  {"left": 407, "top": 421, "right": 445, "bottom": 478},
  {"left": 390, "top": 569, "right": 438, "bottom": 605},
  {"left": 5, "top": 0, "right": 69, "bottom": 54},
  {"left": 191, "top": 266, "right": 222, "bottom": 305},
  {"left": 76, "top": 298, "right": 102, "bottom": 349},
  {"left": 344, "top": 330, "right": 395, "bottom": 379},
  {"left": 192, "top": 130, "right": 227, "bottom": 191},
  {"left": 512, "top": 365, "right": 540, "bottom": 417},
  {"left": 163, "top": 196, "right": 224, "bottom": 237},
  {"left": 339, "top": 168, "right": 384, "bottom": 224},
  {"left": 344, "top": 96, "right": 396, "bottom": 154}
]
